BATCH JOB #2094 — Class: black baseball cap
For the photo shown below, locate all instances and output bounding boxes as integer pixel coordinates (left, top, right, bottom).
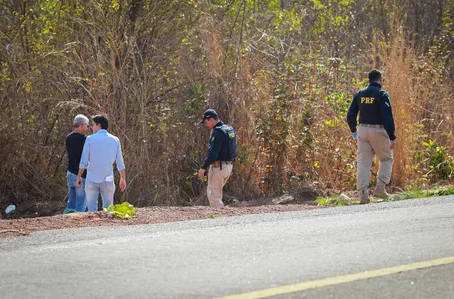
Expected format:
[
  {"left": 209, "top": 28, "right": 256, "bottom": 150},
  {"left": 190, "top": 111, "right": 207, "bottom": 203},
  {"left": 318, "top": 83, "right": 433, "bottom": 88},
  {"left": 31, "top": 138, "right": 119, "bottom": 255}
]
[{"left": 199, "top": 109, "right": 218, "bottom": 124}]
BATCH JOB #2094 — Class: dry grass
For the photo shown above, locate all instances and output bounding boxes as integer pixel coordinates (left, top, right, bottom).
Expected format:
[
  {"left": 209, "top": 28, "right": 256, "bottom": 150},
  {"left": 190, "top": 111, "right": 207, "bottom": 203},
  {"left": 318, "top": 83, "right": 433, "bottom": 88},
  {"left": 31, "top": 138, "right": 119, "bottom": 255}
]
[{"left": 0, "top": 1, "right": 453, "bottom": 214}]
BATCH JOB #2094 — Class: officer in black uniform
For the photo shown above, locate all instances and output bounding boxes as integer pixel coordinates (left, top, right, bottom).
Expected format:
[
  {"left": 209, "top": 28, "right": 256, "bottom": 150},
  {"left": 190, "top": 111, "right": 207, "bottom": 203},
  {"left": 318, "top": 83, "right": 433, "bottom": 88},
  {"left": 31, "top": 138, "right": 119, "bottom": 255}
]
[
  {"left": 347, "top": 69, "right": 397, "bottom": 203},
  {"left": 198, "top": 109, "right": 237, "bottom": 208}
]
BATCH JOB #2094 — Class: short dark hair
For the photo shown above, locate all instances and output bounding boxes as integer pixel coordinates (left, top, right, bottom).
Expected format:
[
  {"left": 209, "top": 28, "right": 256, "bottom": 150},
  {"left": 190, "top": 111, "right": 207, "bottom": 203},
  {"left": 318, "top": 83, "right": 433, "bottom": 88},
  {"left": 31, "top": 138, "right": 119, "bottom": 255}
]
[
  {"left": 368, "top": 69, "right": 382, "bottom": 82},
  {"left": 92, "top": 114, "right": 109, "bottom": 130},
  {"left": 208, "top": 115, "right": 219, "bottom": 121}
]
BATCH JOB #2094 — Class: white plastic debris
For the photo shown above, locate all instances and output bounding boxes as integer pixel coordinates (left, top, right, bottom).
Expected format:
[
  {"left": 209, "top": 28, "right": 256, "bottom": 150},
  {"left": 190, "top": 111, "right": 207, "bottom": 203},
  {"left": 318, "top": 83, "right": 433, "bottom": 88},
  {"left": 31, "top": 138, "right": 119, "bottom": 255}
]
[{"left": 5, "top": 205, "right": 16, "bottom": 214}]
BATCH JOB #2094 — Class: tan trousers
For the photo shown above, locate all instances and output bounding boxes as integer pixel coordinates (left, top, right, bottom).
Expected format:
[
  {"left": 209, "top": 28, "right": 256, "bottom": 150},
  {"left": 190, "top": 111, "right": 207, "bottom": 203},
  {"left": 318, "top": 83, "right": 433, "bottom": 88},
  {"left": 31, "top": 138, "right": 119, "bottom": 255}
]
[
  {"left": 207, "top": 164, "right": 233, "bottom": 208},
  {"left": 357, "top": 126, "right": 393, "bottom": 190}
]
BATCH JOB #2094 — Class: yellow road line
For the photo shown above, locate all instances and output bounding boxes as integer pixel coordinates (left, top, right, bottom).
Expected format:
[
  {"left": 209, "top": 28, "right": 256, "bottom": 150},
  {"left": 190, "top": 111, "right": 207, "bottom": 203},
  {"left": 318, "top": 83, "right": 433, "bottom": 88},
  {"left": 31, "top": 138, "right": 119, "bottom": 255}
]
[{"left": 214, "top": 256, "right": 454, "bottom": 299}]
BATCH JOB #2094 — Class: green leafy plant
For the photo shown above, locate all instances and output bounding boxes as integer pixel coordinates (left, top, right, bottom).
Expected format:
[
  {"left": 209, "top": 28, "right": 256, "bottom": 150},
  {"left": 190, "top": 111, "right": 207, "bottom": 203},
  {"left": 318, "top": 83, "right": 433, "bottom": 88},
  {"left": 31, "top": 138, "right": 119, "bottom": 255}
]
[
  {"left": 104, "top": 202, "right": 136, "bottom": 219},
  {"left": 316, "top": 185, "right": 454, "bottom": 207},
  {"left": 418, "top": 140, "right": 454, "bottom": 180},
  {"left": 388, "top": 185, "right": 454, "bottom": 201},
  {"left": 315, "top": 193, "right": 355, "bottom": 206}
]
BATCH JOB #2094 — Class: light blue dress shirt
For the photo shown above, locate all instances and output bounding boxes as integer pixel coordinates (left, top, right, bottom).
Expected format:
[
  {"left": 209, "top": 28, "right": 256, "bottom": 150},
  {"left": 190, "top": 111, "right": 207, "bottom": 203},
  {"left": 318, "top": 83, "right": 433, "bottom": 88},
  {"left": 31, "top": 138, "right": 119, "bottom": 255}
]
[{"left": 79, "top": 129, "right": 125, "bottom": 183}]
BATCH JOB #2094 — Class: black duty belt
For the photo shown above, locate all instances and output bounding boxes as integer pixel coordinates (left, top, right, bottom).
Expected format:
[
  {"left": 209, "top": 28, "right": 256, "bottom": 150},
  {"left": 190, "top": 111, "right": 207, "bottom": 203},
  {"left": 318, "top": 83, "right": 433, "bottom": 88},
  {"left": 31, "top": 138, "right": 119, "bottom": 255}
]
[{"left": 212, "top": 161, "right": 233, "bottom": 168}]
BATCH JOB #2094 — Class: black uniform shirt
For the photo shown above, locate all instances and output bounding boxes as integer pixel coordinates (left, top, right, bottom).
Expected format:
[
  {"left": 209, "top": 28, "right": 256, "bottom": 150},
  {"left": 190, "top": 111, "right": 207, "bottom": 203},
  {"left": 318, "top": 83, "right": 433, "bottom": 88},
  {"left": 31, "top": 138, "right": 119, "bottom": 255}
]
[
  {"left": 202, "top": 121, "right": 228, "bottom": 169},
  {"left": 66, "top": 132, "right": 87, "bottom": 178},
  {"left": 347, "top": 82, "right": 396, "bottom": 140}
]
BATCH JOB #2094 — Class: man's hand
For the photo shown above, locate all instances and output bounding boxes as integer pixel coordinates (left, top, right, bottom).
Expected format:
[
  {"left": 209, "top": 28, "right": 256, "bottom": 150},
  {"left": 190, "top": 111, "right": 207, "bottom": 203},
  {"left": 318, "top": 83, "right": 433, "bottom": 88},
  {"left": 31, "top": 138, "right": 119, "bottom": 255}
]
[
  {"left": 76, "top": 168, "right": 85, "bottom": 188},
  {"left": 76, "top": 176, "right": 83, "bottom": 188},
  {"left": 198, "top": 168, "right": 206, "bottom": 179},
  {"left": 119, "top": 178, "right": 127, "bottom": 192},
  {"left": 390, "top": 140, "right": 396, "bottom": 150},
  {"left": 118, "top": 169, "right": 127, "bottom": 192}
]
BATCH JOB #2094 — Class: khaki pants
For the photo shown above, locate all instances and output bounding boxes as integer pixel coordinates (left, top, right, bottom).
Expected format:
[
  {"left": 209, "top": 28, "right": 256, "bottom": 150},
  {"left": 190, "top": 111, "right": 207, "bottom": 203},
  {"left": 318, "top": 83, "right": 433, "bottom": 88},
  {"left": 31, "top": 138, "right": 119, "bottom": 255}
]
[
  {"left": 207, "top": 163, "right": 233, "bottom": 208},
  {"left": 357, "top": 126, "right": 393, "bottom": 190}
]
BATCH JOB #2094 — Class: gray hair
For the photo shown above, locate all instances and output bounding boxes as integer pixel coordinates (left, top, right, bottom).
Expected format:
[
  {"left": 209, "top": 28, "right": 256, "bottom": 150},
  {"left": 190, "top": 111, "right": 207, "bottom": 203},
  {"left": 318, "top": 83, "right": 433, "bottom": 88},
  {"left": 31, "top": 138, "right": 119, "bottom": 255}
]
[{"left": 73, "top": 114, "right": 89, "bottom": 127}]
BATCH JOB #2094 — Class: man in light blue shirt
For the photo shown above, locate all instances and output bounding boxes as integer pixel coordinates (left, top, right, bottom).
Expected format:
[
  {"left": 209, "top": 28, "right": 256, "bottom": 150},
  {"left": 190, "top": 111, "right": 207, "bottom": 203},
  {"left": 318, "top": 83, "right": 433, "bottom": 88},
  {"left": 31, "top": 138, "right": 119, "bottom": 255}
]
[{"left": 76, "top": 114, "right": 126, "bottom": 212}]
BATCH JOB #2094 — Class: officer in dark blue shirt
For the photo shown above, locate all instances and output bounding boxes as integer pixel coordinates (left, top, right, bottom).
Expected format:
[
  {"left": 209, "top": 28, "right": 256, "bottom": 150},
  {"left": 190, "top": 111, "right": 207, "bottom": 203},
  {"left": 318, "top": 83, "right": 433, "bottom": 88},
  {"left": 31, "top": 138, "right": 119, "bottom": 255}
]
[
  {"left": 198, "top": 109, "right": 237, "bottom": 208},
  {"left": 347, "top": 70, "right": 397, "bottom": 203}
]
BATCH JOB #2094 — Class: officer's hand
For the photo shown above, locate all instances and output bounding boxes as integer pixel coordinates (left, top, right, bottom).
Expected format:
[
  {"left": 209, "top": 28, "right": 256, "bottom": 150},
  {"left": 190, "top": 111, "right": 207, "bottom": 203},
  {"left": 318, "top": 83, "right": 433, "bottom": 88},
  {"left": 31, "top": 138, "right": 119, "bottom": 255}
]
[
  {"left": 390, "top": 140, "right": 396, "bottom": 150},
  {"left": 198, "top": 169, "right": 206, "bottom": 179}
]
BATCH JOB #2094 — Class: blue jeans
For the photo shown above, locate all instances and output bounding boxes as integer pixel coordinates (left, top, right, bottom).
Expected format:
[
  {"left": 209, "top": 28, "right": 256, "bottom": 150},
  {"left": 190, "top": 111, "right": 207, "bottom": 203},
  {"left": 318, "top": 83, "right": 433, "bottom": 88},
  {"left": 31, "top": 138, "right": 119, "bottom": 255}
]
[
  {"left": 85, "top": 180, "right": 116, "bottom": 212},
  {"left": 66, "top": 171, "right": 86, "bottom": 212}
]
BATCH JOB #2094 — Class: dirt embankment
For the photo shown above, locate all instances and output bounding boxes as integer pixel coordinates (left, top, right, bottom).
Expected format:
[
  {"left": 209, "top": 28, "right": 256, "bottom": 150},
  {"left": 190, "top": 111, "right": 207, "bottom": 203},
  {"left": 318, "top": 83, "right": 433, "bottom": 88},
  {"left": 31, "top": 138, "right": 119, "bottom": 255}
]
[{"left": 0, "top": 183, "right": 335, "bottom": 238}]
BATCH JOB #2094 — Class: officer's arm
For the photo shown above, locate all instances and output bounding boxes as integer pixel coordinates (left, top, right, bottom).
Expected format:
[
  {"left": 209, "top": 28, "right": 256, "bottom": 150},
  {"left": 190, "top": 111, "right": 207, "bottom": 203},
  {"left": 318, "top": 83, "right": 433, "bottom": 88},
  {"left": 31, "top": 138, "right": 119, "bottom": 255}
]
[
  {"left": 201, "top": 130, "right": 223, "bottom": 169},
  {"left": 346, "top": 92, "right": 360, "bottom": 133},
  {"left": 380, "top": 92, "right": 396, "bottom": 140}
]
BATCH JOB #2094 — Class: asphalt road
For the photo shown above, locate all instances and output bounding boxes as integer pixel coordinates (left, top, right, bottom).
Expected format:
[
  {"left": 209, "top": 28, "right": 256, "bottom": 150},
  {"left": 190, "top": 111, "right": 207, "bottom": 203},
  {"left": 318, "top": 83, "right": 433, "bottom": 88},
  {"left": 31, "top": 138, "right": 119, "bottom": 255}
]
[{"left": 0, "top": 197, "right": 453, "bottom": 299}]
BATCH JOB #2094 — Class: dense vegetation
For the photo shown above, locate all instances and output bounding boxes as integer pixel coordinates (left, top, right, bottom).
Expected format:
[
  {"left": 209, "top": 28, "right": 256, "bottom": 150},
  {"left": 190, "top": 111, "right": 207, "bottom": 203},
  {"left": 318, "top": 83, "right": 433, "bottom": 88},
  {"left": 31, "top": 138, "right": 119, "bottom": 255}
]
[{"left": 1, "top": 0, "right": 453, "bottom": 212}]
